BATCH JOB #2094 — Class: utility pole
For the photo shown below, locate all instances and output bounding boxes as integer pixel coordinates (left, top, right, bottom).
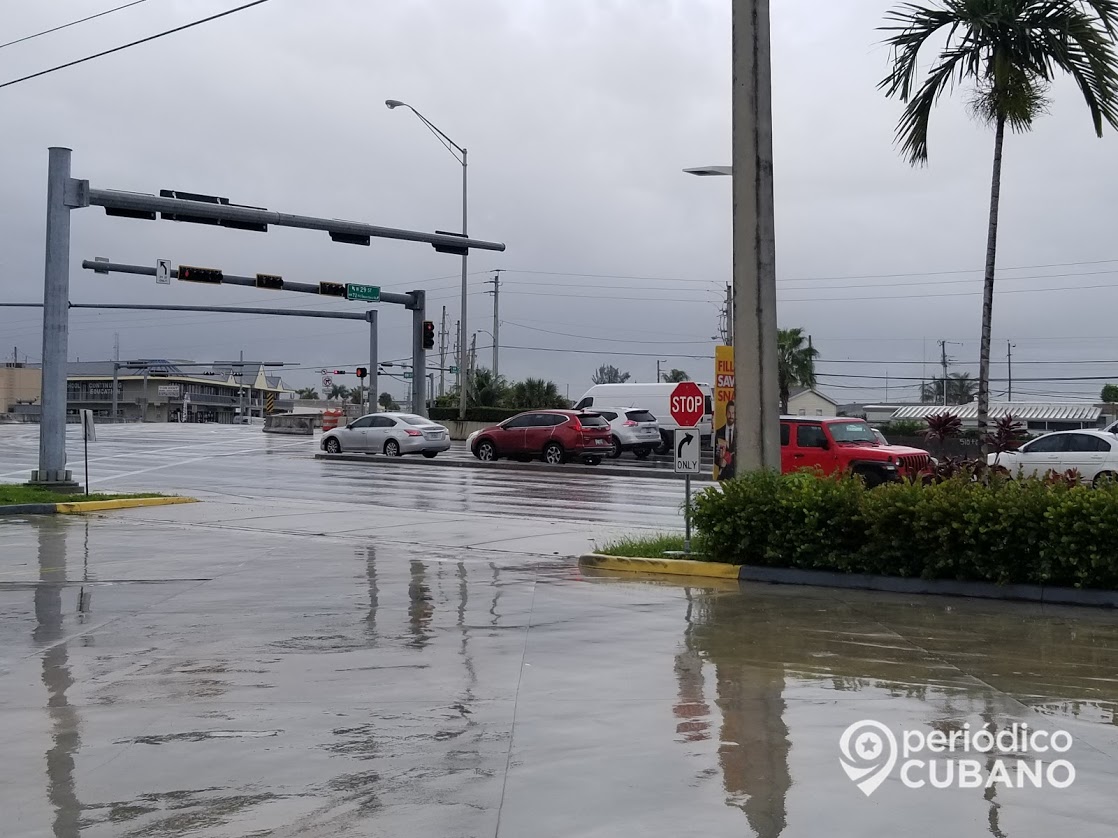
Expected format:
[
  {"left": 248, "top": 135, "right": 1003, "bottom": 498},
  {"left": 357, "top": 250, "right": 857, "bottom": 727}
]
[
  {"left": 725, "top": 284, "right": 734, "bottom": 346},
  {"left": 939, "top": 339, "right": 949, "bottom": 406},
  {"left": 732, "top": 0, "right": 780, "bottom": 473},
  {"left": 111, "top": 333, "right": 119, "bottom": 421},
  {"left": 438, "top": 306, "right": 448, "bottom": 397},
  {"left": 453, "top": 320, "right": 461, "bottom": 396},
  {"left": 487, "top": 270, "right": 501, "bottom": 378},
  {"left": 656, "top": 359, "right": 662, "bottom": 383},
  {"left": 469, "top": 332, "right": 477, "bottom": 380},
  {"left": 1007, "top": 341, "right": 1015, "bottom": 401}
]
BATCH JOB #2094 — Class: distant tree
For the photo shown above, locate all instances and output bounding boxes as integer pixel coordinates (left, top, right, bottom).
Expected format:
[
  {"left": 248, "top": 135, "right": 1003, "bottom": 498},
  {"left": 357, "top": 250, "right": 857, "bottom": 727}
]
[
  {"left": 349, "top": 385, "right": 367, "bottom": 405},
  {"left": 662, "top": 368, "right": 690, "bottom": 383},
  {"left": 591, "top": 364, "right": 631, "bottom": 385},
  {"left": 509, "top": 378, "right": 568, "bottom": 409},
  {"left": 921, "top": 373, "right": 978, "bottom": 405},
  {"left": 327, "top": 384, "right": 350, "bottom": 401},
  {"left": 777, "top": 328, "right": 819, "bottom": 413},
  {"left": 469, "top": 368, "right": 510, "bottom": 407},
  {"left": 378, "top": 391, "right": 399, "bottom": 411},
  {"left": 1103, "top": 384, "right": 1118, "bottom": 403},
  {"left": 880, "top": 0, "right": 1118, "bottom": 431},
  {"left": 295, "top": 387, "right": 319, "bottom": 400}
]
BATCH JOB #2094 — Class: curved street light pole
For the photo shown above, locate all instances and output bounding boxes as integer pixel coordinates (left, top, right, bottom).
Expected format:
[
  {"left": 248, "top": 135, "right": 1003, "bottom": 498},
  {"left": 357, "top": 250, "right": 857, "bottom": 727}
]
[{"left": 386, "top": 99, "right": 469, "bottom": 421}]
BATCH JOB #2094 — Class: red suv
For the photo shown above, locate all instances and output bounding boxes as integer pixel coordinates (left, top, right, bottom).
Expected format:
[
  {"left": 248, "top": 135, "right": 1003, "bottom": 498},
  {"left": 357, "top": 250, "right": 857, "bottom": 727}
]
[
  {"left": 469, "top": 410, "right": 613, "bottom": 465},
  {"left": 781, "top": 416, "right": 932, "bottom": 486}
]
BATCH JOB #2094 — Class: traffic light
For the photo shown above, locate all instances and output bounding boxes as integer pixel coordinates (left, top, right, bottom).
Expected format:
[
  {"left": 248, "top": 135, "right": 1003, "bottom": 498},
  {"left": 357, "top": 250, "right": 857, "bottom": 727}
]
[
  {"left": 355, "top": 367, "right": 367, "bottom": 379},
  {"left": 422, "top": 320, "right": 435, "bottom": 350},
  {"left": 178, "top": 265, "right": 223, "bottom": 283},
  {"left": 255, "top": 273, "right": 283, "bottom": 290},
  {"left": 332, "top": 370, "right": 348, "bottom": 375},
  {"left": 319, "top": 282, "right": 347, "bottom": 297}
]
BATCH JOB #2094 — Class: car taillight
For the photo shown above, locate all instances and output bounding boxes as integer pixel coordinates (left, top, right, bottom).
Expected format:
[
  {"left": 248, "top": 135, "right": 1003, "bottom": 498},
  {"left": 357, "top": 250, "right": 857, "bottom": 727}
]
[
  {"left": 405, "top": 429, "right": 423, "bottom": 437},
  {"left": 624, "top": 420, "right": 637, "bottom": 426}
]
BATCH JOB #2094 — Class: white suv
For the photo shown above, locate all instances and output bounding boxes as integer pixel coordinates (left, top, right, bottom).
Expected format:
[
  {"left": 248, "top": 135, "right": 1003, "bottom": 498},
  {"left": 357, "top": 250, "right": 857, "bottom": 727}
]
[{"left": 591, "top": 407, "right": 661, "bottom": 459}]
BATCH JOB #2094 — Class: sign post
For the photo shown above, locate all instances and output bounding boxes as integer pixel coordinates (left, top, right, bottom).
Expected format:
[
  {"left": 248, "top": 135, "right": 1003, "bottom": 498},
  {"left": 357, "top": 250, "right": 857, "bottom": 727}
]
[
  {"left": 670, "top": 381, "right": 705, "bottom": 555},
  {"left": 80, "top": 409, "right": 96, "bottom": 496}
]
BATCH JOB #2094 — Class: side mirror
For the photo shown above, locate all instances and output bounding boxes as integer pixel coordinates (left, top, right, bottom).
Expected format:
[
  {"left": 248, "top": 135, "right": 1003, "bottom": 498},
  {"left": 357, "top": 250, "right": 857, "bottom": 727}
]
[{"left": 819, "top": 438, "right": 830, "bottom": 450}]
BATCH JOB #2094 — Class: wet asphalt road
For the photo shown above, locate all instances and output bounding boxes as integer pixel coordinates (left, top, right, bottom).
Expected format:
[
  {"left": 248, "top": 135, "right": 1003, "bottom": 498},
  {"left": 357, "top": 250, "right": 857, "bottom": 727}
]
[{"left": 3, "top": 425, "right": 1118, "bottom": 837}]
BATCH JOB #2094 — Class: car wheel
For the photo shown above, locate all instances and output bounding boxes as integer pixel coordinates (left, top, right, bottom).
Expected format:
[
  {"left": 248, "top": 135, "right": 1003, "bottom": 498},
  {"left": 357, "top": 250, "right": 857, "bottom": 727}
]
[
  {"left": 384, "top": 439, "right": 401, "bottom": 457},
  {"left": 422, "top": 451, "right": 438, "bottom": 459},
  {"left": 585, "top": 456, "right": 602, "bottom": 466},
  {"left": 633, "top": 447, "right": 651, "bottom": 460},
  {"left": 1093, "top": 471, "right": 1118, "bottom": 488},
  {"left": 476, "top": 440, "right": 497, "bottom": 461},
  {"left": 324, "top": 438, "right": 341, "bottom": 454},
  {"left": 543, "top": 442, "right": 565, "bottom": 465},
  {"left": 608, "top": 435, "right": 622, "bottom": 459}
]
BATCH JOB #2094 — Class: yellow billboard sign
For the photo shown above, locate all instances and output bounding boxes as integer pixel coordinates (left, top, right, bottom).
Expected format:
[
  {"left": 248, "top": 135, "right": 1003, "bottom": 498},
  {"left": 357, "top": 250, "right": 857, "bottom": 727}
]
[{"left": 714, "top": 345, "right": 735, "bottom": 481}]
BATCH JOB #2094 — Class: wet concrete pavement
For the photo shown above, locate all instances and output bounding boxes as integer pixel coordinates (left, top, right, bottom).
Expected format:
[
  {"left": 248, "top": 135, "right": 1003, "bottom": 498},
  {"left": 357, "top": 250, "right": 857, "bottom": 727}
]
[{"left": 4, "top": 425, "right": 1118, "bottom": 836}]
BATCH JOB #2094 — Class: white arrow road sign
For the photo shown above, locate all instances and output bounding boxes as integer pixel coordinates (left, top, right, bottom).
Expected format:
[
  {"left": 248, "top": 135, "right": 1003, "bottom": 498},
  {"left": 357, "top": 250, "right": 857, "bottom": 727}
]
[
  {"left": 156, "top": 259, "right": 171, "bottom": 285},
  {"left": 674, "top": 429, "right": 701, "bottom": 474}
]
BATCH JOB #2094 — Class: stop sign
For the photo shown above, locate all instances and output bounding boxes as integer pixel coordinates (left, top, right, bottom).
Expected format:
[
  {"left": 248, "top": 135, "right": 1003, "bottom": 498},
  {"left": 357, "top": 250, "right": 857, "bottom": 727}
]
[{"left": 669, "top": 381, "right": 705, "bottom": 427}]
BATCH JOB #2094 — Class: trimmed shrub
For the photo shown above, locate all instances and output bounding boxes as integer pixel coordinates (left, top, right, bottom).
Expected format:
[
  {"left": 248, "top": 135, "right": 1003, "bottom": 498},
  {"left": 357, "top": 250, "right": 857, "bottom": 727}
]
[
  {"left": 692, "top": 471, "right": 1118, "bottom": 589},
  {"left": 428, "top": 406, "right": 521, "bottom": 423}
]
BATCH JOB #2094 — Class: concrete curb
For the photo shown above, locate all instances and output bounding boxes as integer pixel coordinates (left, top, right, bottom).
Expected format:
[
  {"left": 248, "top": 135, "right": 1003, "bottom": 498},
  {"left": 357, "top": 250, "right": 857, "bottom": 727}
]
[
  {"left": 0, "top": 497, "right": 197, "bottom": 516},
  {"left": 579, "top": 553, "right": 740, "bottom": 579},
  {"left": 316, "top": 452, "right": 715, "bottom": 482},
  {"left": 579, "top": 554, "right": 1118, "bottom": 608}
]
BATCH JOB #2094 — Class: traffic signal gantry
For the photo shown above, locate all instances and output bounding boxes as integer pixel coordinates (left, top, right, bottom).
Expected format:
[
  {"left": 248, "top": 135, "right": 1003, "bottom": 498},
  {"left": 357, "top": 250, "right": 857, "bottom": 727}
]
[{"left": 35, "top": 147, "right": 505, "bottom": 488}]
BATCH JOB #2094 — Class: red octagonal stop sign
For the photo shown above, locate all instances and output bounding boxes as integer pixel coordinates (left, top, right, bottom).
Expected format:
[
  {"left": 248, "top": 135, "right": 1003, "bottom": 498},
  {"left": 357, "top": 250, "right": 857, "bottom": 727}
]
[{"left": 669, "top": 381, "right": 705, "bottom": 428}]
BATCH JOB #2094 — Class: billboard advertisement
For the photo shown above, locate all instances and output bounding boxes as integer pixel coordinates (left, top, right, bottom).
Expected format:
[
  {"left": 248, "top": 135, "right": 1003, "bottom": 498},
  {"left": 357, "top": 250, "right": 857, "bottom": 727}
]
[{"left": 714, "top": 345, "right": 735, "bottom": 481}]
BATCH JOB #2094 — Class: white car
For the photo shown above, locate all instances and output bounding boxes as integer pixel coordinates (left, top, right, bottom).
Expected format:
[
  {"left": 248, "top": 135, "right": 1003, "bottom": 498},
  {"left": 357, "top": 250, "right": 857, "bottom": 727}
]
[
  {"left": 589, "top": 407, "right": 661, "bottom": 459},
  {"left": 988, "top": 429, "right": 1118, "bottom": 486},
  {"left": 321, "top": 412, "right": 451, "bottom": 458}
]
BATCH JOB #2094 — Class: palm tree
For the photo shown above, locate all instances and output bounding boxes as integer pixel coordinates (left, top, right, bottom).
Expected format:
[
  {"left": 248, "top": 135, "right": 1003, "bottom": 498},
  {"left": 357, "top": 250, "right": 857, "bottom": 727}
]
[
  {"left": 509, "top": 378, "right": 567, "bottom": 409},
  {"left": 880, "top": 0, "right": 1118, "bottom": 432},
  {"left": 469, "top": 368, "right": 510, "bottom": 407},
  {"left": 777, "top": 328, "right": 819, "bottom": 413},
  {"left": 921, "top": 372, "right": 978, "bottom": 405},
  {"left": 295, "top": 387, "right": 319, "bottom": 400},
  {"left": 327, "top": 384, "right": 350, "bottom": 402},
  {"left": 662, "top": 368, "right": 690, "bottom": 383}
]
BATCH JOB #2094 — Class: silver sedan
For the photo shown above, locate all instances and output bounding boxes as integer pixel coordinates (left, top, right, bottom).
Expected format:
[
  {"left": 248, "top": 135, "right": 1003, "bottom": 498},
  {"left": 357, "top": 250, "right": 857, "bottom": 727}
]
[{"left": 321, "top": 413, "right": 452, "bottom": 458}]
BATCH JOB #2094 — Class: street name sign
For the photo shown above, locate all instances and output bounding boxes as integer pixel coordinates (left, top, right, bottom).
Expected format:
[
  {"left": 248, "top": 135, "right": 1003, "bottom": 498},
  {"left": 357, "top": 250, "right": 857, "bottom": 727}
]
[{"left": 346, "top": 283, "right": 380, "bottom": 302}]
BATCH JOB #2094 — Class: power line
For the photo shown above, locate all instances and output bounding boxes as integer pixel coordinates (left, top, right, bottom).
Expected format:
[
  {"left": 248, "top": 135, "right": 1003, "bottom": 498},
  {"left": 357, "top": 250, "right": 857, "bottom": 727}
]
[
  {"left": 778, "top": 258, "right": 1118, "bottom": 283},
  {"left": 0, "top": 0, "right": 150, "bottom": 52},
  {"left": 502, "top": 320, "right": 713, "bottom": 345},
  {"left": 0, "top": 0, "right": 274, "bottom": 91},
  {"left": 779, "top": 280, "right": 1118, "bottom": 304},
  {"left": 780, "top": 267, "right": 1118, "bottom": 292}
]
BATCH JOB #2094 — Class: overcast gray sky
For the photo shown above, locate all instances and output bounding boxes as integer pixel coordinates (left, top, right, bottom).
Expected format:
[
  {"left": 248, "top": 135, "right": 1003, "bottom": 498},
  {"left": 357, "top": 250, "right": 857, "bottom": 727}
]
[{"left": 2, "top": 0, "right": 1117, "bottom": 404}]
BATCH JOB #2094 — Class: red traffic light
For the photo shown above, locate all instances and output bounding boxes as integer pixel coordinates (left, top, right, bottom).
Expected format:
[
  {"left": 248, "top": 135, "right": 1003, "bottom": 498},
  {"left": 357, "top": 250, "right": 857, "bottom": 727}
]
[
  {"left": 355, "top": 367, "right": 368, "bottom": 379},
  {"left": 422, "top": 320, "right": 435, "bottom": 350},
  {"left": 332, "top": 369, "right": 347, "bottom": 375}
]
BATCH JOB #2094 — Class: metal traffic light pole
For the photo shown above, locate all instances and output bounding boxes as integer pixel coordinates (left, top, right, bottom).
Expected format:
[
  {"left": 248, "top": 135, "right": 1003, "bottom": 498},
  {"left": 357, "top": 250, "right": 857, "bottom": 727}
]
[{"left": 30, "top": 147, "right": 505, "bottom": 488}]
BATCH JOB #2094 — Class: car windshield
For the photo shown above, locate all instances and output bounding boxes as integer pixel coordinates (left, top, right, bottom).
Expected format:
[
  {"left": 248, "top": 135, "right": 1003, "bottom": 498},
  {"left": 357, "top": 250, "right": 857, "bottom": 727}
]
[
  {"left": 579, "top": 414, "right": 609, "bottom": 427},
  {"left": 626, "top": 410, "right": 656, "bottom": 423},
  {"left": 398, "top": 415, "right": 431, "bottom": 425},
  {"left": 828, "top": 422, "right": 878, "bottom": 443}
]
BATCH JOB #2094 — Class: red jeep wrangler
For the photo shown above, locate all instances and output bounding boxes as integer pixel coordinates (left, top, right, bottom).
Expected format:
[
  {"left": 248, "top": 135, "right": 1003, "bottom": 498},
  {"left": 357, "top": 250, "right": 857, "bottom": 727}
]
[{"left": 781, "top": 416, "right": 931, "bottom": 486}]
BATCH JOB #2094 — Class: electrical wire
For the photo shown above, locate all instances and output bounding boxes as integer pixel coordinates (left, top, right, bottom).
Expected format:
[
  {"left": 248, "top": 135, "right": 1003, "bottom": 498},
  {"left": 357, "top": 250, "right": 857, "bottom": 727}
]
[
  {"left": 0, "top": 0, "right": 150, "bottom": 51},
  {"left": 0, "top": 0, "right": 274, "bottom": 91}
]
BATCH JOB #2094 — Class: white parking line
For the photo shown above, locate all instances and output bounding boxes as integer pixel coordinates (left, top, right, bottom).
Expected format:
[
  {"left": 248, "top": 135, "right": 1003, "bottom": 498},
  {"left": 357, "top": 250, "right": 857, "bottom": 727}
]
[{"left": 87, "top": 439, "right": 313, "bottom": 484}]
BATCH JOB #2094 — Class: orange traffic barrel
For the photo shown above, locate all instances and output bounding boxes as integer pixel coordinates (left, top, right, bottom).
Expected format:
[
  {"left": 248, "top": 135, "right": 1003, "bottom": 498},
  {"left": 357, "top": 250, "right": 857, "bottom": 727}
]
[{"left": 322, "top": 408, "right": 345, "bottom": 431}]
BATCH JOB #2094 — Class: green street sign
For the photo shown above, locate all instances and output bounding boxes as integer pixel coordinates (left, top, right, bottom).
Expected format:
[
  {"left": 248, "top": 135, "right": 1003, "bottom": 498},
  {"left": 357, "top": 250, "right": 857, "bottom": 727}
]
[
  {"left": 346, "top": 283, "right": 380, "bottom": 302},
  {"left": 403, "top": 371, "right": 414, "bottom": 380},
  {"left": 449, "top": 366, "right": 459, "bottom": 374}
]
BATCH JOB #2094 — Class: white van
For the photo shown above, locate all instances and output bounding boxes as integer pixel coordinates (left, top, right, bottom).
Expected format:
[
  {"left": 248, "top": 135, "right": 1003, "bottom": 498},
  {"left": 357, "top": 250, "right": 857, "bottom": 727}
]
[{"left": 574, "top": 383, "right": 713, "bottom": 452}]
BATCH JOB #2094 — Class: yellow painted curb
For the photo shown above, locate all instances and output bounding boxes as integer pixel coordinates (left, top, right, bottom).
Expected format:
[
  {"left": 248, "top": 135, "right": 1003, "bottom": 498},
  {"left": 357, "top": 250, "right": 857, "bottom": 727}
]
[
  {"left": 54, "top": 496, "right": 198, "bottom": 514},
  {"left": 579, "top": 553, "right": 741, "bottom": 580}
]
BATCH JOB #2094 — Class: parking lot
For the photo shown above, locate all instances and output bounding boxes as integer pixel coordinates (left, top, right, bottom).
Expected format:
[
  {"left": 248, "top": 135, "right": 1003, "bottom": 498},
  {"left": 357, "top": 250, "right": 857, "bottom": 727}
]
[{"left": 3, "top": 424, "right": 1118, "bottom": 837}]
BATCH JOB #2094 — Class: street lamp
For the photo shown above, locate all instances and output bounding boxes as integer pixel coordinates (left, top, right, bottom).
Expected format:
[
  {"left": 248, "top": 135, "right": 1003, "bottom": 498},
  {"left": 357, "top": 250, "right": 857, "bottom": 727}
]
[
  {"left": 682, "top": 166, "right": 733, "bottom": 177},
  {"left": 385, "top": 99, "right": 469, "bottom": 421}
]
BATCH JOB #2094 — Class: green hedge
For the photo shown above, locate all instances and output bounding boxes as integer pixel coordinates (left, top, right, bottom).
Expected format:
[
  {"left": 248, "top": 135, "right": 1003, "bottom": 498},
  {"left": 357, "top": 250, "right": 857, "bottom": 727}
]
[
  {"left": 428, "top": 406, "right": 521, "bottom": 423},
  {"left": 691, "top": 472, "right": 1118, "bottom": 589}
]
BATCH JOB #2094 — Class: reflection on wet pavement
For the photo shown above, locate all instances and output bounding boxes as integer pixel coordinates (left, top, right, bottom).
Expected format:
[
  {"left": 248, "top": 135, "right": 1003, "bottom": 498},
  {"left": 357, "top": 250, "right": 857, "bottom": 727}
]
[{"left": 3, "top": 515, "right": 1118, "bottom": 836}]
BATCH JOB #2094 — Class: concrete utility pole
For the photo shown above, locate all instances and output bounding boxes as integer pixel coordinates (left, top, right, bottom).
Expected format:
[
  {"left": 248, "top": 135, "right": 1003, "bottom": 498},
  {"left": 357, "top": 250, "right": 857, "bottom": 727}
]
[
  {"left": 939, "top": 339, "right": 949, "bottom": 406},
  {"left": 1007, "top": 341, "right": 1015, "bottom": 401},
  {"left": 725, "top": 283, "right": 734, "bottom": 346},
  {"left": 657, "top": 359, "right": 662, "bottom": 383},
  {"left": 487, "top": 271, "right": 501, "bottom": 378},
  {"left": 111, "top": 333, "right": 120, "bottom": 421},
  {"left": 438, "top": 306, "right": 448, "bottom": 397},
  {"left": 453, "top": 321, "right": 461, "bottom": 395},
  {"left": 732, "top": 0, "right": 780, "bottom": 473},
  {"left": 409, "top": 290, "right": 427, "bottom": 416}
]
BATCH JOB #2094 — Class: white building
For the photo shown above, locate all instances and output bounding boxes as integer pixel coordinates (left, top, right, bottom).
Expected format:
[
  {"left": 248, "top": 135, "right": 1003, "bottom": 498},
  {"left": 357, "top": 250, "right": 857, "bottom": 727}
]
[
  {"left": 889, "top": 402, "right": 1105, "bottom": 433},
  {"left": 786, "top": 386, "right": 840, "bottom": 417}
]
